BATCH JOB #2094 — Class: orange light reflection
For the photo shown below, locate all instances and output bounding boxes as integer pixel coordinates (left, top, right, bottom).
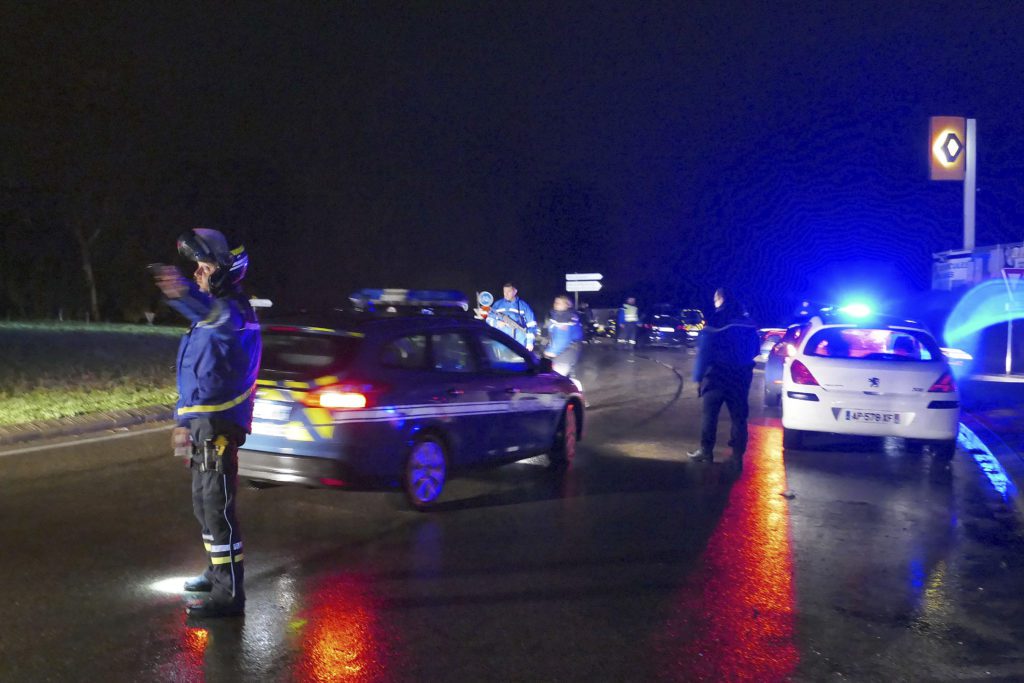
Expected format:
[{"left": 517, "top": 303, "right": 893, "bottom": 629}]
[
  {"left": 293, "top": 574, "right": 390, "bottom": 683},
  {"left": 656, "top": 423, "right": 798, "bottom": 681}
]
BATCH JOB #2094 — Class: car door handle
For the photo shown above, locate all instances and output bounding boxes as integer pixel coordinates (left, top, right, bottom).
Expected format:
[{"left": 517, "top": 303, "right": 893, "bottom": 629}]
[{"left": 446, "top": 388, "right": 465, "bottom": 397}]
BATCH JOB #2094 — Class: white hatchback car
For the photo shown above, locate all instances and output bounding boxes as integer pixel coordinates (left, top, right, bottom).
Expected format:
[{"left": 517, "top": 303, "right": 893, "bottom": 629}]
[{"left": 781, "top": 316, "right": 959, "bottom": 458}]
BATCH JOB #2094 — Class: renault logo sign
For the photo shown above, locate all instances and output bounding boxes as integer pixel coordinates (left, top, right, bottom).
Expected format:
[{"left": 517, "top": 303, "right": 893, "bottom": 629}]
[
  {"left": 929, "top": 116, "right": 966, "bottom": 181},
  {"left": 939, "top": 132, "right": 963, "bottom": 163}
]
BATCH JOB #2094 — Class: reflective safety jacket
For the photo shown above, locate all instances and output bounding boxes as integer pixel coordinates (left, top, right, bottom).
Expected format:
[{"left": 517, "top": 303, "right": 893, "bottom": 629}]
[
  {"left": 486, "top": 297, "right": 538, "bottom": 348},
  {"left": 545, "top": 309, "right": 584, "bottom": 357},
  {"left": 618, "top": 303, "right": 639, "bottom": 324},
  {"left": 167, "top": 283, "right": 262, "bottom": 431}
]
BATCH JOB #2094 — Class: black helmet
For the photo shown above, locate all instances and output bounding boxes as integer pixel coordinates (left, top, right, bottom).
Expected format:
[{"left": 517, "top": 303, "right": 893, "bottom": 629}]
[{"left": 176, "top": 228, "right": 249, "bottom": 294}]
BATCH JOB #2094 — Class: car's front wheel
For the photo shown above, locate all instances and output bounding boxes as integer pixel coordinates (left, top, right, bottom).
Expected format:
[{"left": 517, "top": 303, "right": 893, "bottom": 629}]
[
  {"left": 549, "top": 402, "right": 578, "bottom": 470},
  {"left": 403, "top": 436, "right": 448, "bottom": 510}
]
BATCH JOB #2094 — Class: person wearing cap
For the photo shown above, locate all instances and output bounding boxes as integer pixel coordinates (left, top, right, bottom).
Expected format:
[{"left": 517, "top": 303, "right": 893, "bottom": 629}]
[
  {"left": 151, "top": 228, "right": 261, "bottom": 619},
  {"left": 688, "top": 287, "right": 759, "bottom": 470},
  {"left": 486, "top": 282, "right": 538, "bottom": 351}
]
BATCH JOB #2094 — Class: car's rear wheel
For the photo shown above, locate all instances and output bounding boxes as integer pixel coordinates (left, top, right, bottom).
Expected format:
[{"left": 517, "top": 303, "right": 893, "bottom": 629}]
[
  {"left": 782, "top": 427, "right": 805, "bottom": 450},
  {"left": 245, "top": 479, "right": 278, "bottom": 490},
  {"left": 764, "top": 387, "right": 781, "bottom": 407},
  {"left": 403, "top": 436, "right": 448, "bottom": 510},
  {"left": 549, "top": 403, "right": 578, "bottom": 470},
  {"left": 930, "top": 439, "right": 957, "bottom": 461}
]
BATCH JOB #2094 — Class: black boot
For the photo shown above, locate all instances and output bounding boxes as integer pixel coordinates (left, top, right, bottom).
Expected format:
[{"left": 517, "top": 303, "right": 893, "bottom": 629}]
[
  {"left": 183, "top": 575, "right": 213, "bottom": 592},
  {"left": 185, "top": 597, "right": 245, "bottom": 618}
]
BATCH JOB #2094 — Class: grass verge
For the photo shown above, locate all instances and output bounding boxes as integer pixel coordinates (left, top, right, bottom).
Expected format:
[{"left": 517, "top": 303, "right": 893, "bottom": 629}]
[{"left": 0, "top": 322, "right": 183, "bottom": 427}]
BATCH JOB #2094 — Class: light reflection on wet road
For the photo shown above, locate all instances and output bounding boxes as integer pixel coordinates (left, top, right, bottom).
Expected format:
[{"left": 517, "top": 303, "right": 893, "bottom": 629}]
[
  {"left": 2, "top": 345, "right": 1024, "bottom": 681},
  {"left": 655, "top": 423, "right": 798, "bottom": 682}
]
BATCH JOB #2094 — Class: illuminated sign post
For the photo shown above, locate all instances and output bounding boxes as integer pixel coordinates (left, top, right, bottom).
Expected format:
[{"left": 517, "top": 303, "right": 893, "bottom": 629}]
[
  {"left": 565, "top": 273, "right": 603, "bottom": 309},
  {"left": 930, "top": 116, "right": 977, "bottom": 250}
]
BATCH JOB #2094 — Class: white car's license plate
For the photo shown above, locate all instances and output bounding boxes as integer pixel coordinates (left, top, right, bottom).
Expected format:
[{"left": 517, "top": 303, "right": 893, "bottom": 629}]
[
  {"left": 253, "top": 399, "right": 291, "bottom": 422},
  {"left": 843, "top": 409, "right": 900, "bottom": 424},
  {"left": 658, "top": 326, "right": 675, "bottom": 332}
]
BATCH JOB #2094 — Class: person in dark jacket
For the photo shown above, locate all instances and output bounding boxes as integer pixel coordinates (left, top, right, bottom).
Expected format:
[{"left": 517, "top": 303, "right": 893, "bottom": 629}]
[
  {"left": 688, "top": 287, "right": 760, "bottom": 468},
  {"left": 544, "top": 295, "right": 584, "bottom": 376},
  {"left": 151, "top": 228, "right": 261, "bottom": 618}
]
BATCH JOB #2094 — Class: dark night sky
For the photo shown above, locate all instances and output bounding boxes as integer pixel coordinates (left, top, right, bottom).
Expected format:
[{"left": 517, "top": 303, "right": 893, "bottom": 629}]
[{"left": 3, "top": 2, "right": 1024, "bottom": 322}]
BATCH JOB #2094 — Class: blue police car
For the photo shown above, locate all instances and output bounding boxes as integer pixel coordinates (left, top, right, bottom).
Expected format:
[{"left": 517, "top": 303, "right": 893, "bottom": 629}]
[{"left": 239, "top": 289, "right": 585, "bottom": 510}]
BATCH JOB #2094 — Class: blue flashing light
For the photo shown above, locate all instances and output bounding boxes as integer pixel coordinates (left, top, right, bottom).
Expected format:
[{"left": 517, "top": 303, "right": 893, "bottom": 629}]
[{"left": 838, "top": 303, "right": 872, "bottom": 318}]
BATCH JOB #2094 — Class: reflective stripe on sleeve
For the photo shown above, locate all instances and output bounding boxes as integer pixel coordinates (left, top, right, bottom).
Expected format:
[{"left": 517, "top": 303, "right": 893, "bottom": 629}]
[{"left": 178, "top": 384, "right": 256, "bottom": 416}]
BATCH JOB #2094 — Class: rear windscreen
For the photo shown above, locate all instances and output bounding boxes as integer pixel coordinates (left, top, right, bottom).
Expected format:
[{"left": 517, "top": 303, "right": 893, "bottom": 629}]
[
  {"left": 261, "top": 333, "right": 362, "bottom": 376},
  {"left": 681, "top": 311, "right": 703, "bottom": 325},
  {"left": 804, "top": 328, "right": 941, "bottom": 362}
]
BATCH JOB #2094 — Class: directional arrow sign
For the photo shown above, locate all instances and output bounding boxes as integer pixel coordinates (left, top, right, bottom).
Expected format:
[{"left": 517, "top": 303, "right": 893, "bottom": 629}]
[
  {"left": 565, "top": 273, "right": 603, "bottom": 281},
  {"left": 566, "top": 280, "right": 602, "bottom": 292}
]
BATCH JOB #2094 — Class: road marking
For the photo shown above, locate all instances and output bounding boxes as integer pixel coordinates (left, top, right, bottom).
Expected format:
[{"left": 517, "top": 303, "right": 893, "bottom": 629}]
[{"left": 0, "top": 424, "right": 171, "bottom": 458}]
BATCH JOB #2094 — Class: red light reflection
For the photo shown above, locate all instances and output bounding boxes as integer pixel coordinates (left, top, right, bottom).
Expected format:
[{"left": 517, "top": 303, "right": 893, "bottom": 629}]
[
  {"left": 293, "top": 574, "right": 392, "bottom": 682},
  {"left": 655, "top": 422, "right": 798, "bottom": 681}
]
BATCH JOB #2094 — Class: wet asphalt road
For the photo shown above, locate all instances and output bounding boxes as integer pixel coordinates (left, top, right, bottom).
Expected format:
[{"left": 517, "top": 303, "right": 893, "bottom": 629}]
[{"left": 2, "top": 344, "right": 1024, "bottom": 682}]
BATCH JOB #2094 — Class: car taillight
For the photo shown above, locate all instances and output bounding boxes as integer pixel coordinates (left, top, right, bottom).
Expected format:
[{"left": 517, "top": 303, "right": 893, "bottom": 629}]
[
  {"left": 643, "top": 323, "right": 653, "bottom": 329},
  {"left": 928, "top": 371, "right": 956, "bottom": 393},
  {"left": 299, "top": 383, "right": 382, "bottom": 409},
  {"left": 790, "top": 360, "right": 819, "bottom": 385},
  {"left": 676, "top": 325, "right": 686, "bottom": 331}
]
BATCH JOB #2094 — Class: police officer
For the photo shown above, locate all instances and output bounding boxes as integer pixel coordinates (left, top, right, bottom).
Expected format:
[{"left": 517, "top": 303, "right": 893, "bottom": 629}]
[
  {"left": 688, "top": 287, "right": 759, "bottom": 469},
  {"left": 544, "top": 295, "right": 584, "bottom": 376},
  {"left": 151, "top": 228, "right": 261, "bottom": 618},
  {"left": 617, "top": 296, "right": 639, "bottom": 345},
  {"left": 487, "top": 282, "right": 538, "bottom": 351}
]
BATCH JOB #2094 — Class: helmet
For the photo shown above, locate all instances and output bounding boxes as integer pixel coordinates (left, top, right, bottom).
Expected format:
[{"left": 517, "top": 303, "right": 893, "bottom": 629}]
[{"left": 176, "top": 228, "right": 249, "bottom": 294}]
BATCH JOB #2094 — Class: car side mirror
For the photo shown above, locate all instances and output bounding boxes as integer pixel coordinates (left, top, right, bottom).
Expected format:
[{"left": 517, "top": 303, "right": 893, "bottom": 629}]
[{"left": 538, "top": 356, "right": 554, "bottom": 374}]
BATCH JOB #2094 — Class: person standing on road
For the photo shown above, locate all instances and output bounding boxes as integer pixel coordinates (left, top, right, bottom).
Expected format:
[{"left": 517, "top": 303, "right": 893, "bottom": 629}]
[
  {"left": 617, "top": 296, "right": 639, "bottom": 346},
  {"left": 151, "top": 228, "right": 261, "bottom": 619},
  {"left": 544, "top": 295, "right": 585, "bottom": 377},
  {"left": 487, "top": 282, "right": 538, "bottom": 351},
  {"left": 688, "top": 287, "right": 759, "bottom": 469}
]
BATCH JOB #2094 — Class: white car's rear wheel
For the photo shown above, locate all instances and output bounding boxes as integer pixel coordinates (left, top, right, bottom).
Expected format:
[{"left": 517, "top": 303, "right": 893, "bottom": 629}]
[{"left": 782, "top": 427, "right": 805, "bottom": 450}]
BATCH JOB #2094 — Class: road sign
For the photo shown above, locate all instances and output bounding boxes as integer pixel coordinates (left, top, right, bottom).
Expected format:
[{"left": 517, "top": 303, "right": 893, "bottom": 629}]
[
  {"left": 1003, "top": 268, "right": 1024, "bottom": 302},
  {"left": 477, "top": 291, "right": 494, "bottom": 307},
  {"left": 566, "top": 280, "right": 602, "bottom": 292},
  {"left": 930, "top": 116, "right": 966, "bottom": 181},
  {"left": 565, "top": 273, "right": 603, "bottom": 281}
]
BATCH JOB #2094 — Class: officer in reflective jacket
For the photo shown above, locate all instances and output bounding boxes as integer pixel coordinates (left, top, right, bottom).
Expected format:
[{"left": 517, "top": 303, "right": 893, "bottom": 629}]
[
  {"left": 486, "top": 282, "right": 538, "bottom": 351},
  {"left": 151, "top": 228, "right": 261, "bottom": 618},
  {"left": 544, "top": 295, "right": 584, "bottom": 376}
]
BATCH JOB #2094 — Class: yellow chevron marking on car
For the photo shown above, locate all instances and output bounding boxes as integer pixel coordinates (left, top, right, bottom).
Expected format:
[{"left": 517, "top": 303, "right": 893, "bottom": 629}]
[
  {"left": 284, "top": 422, "right": 314, "bottom": 442},
  {"left": 284, "top": 380, "right": 311, "bottom": 389},
  {"left": 256, "top": 379, "right": 277, "bottom": 387},
  {"left": 314, "top": 375, "right": 340, "bottom": 387},
  {"left": 303, "top": 408, "right": 336, "bottom": 439},
  {"left": 257, "top": 388, "right": 287, "bottom": 402},
  {"left": 304, "top": 407, "right": 332, "bottom": 425}
]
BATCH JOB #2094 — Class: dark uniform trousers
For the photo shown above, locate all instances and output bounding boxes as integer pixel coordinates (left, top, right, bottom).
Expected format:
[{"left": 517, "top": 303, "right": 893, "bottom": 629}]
[
  {"left": 699, "top": 370, "right": 754, "bottom": 459},
  {"left": 189, "top": 417, "right": 246, "bottom": 606}
]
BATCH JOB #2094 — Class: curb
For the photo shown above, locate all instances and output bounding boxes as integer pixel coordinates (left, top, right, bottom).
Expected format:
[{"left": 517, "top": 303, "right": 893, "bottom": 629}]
[
  {"left": 0, "top": 405, "right": 174, "bottom": 447},
  {"left": 959, "top": 412, "right": 1024, "bottom": 518}
]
